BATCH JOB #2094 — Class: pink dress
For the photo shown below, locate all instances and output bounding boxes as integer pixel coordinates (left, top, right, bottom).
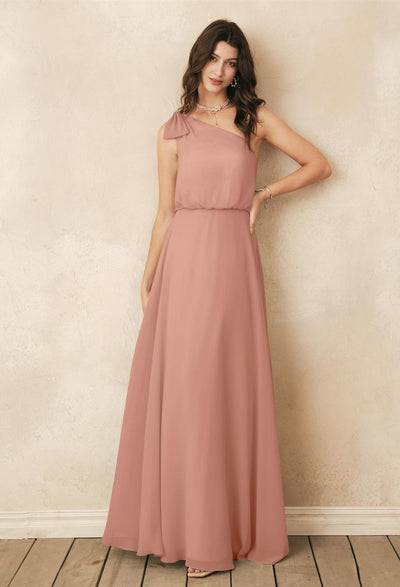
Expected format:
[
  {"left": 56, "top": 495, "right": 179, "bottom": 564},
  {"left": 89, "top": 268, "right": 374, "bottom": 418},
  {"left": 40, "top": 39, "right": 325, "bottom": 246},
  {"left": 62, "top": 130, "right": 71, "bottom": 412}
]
[{"left": 101, "top": 111, "right": 289, "bottom": 571}]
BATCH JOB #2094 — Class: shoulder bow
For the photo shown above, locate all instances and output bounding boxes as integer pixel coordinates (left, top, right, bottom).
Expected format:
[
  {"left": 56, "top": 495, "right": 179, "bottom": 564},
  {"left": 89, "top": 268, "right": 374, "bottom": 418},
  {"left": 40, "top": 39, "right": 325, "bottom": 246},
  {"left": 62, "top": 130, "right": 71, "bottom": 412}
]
[{"left": 163, "top": 111, "right": 190, "bottom": 139}]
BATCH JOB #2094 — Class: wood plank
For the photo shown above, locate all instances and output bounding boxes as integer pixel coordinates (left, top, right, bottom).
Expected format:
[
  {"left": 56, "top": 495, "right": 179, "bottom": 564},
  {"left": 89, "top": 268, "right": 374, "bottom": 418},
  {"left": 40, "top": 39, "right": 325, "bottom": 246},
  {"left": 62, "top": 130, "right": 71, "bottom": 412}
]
[
  {"left": 2, "top": 536, "right": 398, "bottom": 585},
  {"left": 389, "top": 535, "right": 400, "bottom": 556},
  {"left": 53, "top": 538, "right": 108, "bottom": 586},
  {"left": 310, "top": 536, "right": 359, "bottom": 586},
  {"left": 0, "top": 539, "right": 35, "bottom": 586},
  {"left": 98, "top": 547, "right": 146, "bottom": 586},
  {"left": 350, "top": 535, "right": 400, "bottom": 587},
  {"left": 232, "top": 559, "right": 275, "bottom": 586},
  {"left": 274, "top": 536, "right": 321, "bottom": 586},
  {"left": 9, "top": 538, "right": 73, "bottom": 587}
]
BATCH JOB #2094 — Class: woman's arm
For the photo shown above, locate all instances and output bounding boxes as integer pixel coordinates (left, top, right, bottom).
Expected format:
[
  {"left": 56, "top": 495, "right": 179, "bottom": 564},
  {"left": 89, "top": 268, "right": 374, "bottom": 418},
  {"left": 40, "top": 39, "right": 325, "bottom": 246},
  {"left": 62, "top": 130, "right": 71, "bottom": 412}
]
[
  {"left": 255, "top": 105, "right": 332, "bottom": 206},
  {"left": 140, "top": 124, "right": 178, "bottom": 312}
]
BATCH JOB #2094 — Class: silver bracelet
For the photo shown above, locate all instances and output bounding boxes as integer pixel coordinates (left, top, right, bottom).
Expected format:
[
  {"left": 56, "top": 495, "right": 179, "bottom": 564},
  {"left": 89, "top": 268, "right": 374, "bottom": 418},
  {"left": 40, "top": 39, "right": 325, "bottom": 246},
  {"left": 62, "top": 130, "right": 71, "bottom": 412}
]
[{"left": 254, "top": 185, "right": 273, "bottom": 209}]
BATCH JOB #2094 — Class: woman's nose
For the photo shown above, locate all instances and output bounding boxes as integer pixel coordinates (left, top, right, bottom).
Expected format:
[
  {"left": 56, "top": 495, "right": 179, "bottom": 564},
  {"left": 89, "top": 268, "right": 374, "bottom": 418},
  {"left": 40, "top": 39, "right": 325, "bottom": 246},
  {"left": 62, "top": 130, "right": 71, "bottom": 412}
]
[{"left": 215, "top": 63, "right": 224, "bottom": 76}]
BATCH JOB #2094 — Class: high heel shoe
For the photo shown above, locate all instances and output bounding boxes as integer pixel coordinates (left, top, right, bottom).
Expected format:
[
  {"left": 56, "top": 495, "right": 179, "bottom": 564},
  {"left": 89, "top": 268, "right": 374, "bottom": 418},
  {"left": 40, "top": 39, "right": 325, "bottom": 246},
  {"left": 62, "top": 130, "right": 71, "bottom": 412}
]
[{"left": 187, "top": 569, "right": 217, "bottom": 578}]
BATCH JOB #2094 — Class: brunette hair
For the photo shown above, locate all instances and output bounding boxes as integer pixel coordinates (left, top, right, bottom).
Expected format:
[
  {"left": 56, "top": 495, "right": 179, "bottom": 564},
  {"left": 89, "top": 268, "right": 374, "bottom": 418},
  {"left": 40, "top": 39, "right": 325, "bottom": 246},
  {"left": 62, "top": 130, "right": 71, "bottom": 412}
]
[{"left": 177, "top": 19, "right": 266, "bottom": 152}]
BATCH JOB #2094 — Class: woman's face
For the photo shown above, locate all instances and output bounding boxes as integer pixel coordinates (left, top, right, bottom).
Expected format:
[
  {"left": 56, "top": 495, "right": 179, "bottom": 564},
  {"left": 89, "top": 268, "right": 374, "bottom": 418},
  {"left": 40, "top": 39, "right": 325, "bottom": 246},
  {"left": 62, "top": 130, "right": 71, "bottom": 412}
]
[{"left": 200, "top": 41, "right": 239, "bottom": 93}]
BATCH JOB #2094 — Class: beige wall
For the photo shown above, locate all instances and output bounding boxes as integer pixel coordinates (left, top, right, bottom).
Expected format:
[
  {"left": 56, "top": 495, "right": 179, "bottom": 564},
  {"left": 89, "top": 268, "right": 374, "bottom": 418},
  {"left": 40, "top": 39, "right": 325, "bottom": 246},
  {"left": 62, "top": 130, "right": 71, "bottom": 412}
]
[{"left": 1, "top": 0, "right": 399, "bottom": 517}]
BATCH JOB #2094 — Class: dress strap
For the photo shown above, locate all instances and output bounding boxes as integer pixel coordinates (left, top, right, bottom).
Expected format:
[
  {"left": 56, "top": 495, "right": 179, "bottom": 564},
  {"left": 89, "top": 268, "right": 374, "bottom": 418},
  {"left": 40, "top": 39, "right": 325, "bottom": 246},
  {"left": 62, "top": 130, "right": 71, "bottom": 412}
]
[{"left": 163, "top": 111, "right": 190, "bottom": 139}]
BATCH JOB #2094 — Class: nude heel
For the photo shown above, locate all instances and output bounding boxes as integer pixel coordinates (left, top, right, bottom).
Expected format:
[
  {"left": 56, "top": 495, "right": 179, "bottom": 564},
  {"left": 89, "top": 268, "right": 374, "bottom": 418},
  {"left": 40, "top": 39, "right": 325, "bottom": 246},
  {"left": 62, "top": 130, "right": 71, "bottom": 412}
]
[{"left": 187, "top": 569, "right": 217, "bottom": 578}]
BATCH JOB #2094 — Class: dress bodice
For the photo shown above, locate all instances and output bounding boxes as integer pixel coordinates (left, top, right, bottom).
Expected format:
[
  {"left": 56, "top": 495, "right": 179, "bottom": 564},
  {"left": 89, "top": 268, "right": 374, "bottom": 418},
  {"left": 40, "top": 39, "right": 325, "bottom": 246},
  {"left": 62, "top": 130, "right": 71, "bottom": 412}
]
[{"left": 163, "top": 111, "right": 258, "bottom": 212}]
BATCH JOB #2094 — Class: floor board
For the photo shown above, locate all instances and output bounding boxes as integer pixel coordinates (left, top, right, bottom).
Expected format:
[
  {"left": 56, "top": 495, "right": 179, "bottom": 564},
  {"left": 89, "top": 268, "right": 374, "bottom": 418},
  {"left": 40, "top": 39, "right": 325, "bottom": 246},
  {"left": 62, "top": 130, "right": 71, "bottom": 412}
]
[{"left": 1, "top": 536, "right": 399, "bottom": 586}]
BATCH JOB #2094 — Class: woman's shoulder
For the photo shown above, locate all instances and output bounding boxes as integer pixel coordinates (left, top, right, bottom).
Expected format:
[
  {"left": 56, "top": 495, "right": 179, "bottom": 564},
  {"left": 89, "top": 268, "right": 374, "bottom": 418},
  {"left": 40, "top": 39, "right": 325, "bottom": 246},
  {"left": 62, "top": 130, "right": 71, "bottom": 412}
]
[
  {"left": 253, "top": 103, "right": 282, "bottom": 139},
  {"left": 255, "top": 103, "right": 274, "bottom": 124}
]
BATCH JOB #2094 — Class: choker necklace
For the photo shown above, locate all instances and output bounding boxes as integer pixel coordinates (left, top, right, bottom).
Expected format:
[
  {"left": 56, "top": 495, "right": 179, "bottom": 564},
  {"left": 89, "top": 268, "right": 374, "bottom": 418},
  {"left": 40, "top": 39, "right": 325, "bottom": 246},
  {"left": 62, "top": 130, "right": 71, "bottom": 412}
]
[{"left": 196, "top": 98, "right": 230, "bottom": 126}]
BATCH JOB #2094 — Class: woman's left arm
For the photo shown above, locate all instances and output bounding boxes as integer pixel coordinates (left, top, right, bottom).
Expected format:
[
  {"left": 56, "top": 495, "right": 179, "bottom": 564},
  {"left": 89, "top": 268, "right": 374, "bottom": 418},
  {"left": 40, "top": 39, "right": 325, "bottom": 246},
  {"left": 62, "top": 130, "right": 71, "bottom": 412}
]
[{"left": 255, "top": 105, "right": 332, "bottom": 203}]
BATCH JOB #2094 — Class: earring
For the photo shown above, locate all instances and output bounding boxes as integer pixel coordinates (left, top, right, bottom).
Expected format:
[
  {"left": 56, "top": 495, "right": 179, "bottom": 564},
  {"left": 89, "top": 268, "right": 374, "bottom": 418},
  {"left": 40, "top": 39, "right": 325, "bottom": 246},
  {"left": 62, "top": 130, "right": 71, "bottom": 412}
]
[{"left": 230, "top": 75, "right": 238, "bottom": 88}]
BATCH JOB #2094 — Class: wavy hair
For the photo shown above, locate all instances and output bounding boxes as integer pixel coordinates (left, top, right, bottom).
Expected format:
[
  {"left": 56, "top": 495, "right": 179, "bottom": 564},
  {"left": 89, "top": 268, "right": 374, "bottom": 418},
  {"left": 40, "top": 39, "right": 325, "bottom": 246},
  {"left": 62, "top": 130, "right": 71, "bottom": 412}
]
[{"left": 177, "top": 19, "right": 266, "bottom": 153}]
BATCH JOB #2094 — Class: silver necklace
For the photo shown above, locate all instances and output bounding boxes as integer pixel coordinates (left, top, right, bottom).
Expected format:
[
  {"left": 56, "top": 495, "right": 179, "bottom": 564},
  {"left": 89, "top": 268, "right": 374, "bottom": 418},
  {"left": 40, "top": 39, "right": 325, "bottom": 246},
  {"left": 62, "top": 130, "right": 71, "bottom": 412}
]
[{"left": 196, "top": 97, "right": 230, "bottom": 126}]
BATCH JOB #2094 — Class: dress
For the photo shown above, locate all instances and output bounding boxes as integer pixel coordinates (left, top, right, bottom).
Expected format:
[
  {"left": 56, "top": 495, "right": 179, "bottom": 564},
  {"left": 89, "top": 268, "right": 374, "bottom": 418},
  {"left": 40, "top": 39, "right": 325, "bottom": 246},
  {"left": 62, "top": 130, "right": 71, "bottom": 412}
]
[{"left": 101, "top": 110, "right": 290, "bottom": 571}]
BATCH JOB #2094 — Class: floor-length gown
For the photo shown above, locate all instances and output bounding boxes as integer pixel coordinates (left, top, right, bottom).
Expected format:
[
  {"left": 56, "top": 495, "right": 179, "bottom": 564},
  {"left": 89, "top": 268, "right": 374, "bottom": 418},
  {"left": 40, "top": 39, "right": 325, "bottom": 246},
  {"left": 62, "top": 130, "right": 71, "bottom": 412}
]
[{"left": 101, "top": 110, "right": 290, "bottom": 571}]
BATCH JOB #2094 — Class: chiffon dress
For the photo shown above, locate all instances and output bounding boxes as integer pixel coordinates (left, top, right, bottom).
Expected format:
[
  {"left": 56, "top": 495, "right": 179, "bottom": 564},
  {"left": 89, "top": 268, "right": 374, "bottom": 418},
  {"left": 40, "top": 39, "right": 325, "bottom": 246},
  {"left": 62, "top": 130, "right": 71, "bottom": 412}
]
[{"left": 101, "top": 110, "right": 290, "bottom": 571}]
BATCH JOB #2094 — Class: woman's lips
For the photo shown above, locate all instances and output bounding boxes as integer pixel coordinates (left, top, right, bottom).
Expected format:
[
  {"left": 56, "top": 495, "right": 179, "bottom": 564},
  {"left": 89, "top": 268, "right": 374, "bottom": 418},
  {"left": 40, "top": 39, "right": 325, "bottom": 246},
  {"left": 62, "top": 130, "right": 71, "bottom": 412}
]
[{"left": 209, "top": 78, "right": 223, "bottom": 85}]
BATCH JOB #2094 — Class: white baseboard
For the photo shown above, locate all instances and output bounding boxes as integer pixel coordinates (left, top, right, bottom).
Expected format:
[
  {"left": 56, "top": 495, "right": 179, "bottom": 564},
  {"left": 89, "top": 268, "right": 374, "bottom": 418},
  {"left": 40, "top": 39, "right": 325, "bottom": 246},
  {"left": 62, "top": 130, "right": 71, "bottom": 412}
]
[
  {"left": 0, "top": 507, "right": 399, "bottom": 539},
  {"left": 285, "top": 506, "right": 400, "bottom": 535}
]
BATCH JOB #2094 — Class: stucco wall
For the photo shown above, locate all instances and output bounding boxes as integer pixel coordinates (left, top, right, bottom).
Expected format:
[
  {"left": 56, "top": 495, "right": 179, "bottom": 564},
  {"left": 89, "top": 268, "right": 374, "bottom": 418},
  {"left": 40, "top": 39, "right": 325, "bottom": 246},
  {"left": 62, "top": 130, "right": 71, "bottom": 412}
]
[{"left": 1, "top": 0, "right": 399, "bottom": 515}]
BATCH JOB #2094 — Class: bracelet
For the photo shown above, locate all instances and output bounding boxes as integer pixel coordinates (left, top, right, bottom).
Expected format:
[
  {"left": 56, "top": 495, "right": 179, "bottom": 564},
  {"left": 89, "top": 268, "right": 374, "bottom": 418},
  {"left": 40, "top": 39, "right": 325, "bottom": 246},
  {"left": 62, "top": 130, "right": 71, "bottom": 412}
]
[{"left": 254, "top": 185, "right": 273, "bottom": 209}]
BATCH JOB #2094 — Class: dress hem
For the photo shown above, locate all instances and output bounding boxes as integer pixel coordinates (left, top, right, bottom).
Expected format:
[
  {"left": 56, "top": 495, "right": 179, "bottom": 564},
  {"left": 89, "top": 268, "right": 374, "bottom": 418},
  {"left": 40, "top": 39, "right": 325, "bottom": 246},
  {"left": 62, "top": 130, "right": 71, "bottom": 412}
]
[{"left": 100, "top": 536, "right": 289, "bottom": 571}]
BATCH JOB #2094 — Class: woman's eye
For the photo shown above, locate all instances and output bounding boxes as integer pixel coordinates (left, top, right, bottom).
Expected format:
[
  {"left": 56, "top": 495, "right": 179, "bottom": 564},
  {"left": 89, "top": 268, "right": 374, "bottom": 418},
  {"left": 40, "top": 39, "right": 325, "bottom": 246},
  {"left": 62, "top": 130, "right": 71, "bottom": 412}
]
[{"left": 209, "top": 56, "right": 236, "bottom": 67}]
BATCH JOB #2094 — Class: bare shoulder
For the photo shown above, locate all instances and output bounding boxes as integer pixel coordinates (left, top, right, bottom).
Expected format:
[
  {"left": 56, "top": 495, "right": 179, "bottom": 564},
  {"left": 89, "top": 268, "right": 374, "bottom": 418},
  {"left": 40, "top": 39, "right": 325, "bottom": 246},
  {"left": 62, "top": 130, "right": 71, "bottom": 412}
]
[{"left": 254, "top": 104, "right": 291, "bottom": 140}]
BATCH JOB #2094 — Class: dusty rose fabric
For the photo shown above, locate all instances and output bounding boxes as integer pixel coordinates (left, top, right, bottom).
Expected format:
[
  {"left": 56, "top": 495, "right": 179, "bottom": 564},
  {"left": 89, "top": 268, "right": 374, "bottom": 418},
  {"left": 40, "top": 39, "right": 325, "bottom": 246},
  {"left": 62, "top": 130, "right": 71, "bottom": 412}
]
[{"left": 101, "top": 111, "right": 289, "bottom": 571}]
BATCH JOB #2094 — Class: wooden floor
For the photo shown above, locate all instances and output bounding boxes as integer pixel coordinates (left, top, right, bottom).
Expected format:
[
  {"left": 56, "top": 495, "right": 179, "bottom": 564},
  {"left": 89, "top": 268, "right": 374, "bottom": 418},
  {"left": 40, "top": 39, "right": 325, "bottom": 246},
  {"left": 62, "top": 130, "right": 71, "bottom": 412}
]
[{"left": 1, "top": 535, "right": 400, "bottom": 586}]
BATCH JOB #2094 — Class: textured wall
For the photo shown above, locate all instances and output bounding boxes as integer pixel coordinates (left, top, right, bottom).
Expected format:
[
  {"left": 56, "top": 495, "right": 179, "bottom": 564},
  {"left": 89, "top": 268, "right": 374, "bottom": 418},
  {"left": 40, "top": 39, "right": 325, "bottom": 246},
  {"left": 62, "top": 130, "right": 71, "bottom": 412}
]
[{"left": 1, "top": 0, "right": 399, "bottom": 512}]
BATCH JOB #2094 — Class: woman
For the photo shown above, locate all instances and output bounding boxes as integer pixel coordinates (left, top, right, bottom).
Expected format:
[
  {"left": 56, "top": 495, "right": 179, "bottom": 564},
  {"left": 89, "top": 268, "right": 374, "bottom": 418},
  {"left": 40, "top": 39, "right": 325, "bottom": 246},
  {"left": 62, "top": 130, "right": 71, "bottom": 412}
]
[{"left": 101, "top": 19, "right": 331, "bottom": 579}]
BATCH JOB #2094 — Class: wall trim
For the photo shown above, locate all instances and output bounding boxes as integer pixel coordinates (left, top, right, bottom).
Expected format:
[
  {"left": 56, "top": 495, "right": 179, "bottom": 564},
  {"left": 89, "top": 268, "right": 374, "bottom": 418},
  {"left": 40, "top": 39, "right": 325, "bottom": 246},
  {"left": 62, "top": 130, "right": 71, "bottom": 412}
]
[{"left": 0, "top": 507, "right": 399, "bottom": 539}]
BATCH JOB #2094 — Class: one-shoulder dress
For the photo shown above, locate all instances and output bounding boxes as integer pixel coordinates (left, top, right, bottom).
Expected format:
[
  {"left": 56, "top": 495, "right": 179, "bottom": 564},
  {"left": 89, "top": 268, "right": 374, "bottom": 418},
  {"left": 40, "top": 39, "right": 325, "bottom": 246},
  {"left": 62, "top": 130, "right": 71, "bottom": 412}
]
[{"left": 101, "top": 110, "right": 290, "bottom": 571}]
